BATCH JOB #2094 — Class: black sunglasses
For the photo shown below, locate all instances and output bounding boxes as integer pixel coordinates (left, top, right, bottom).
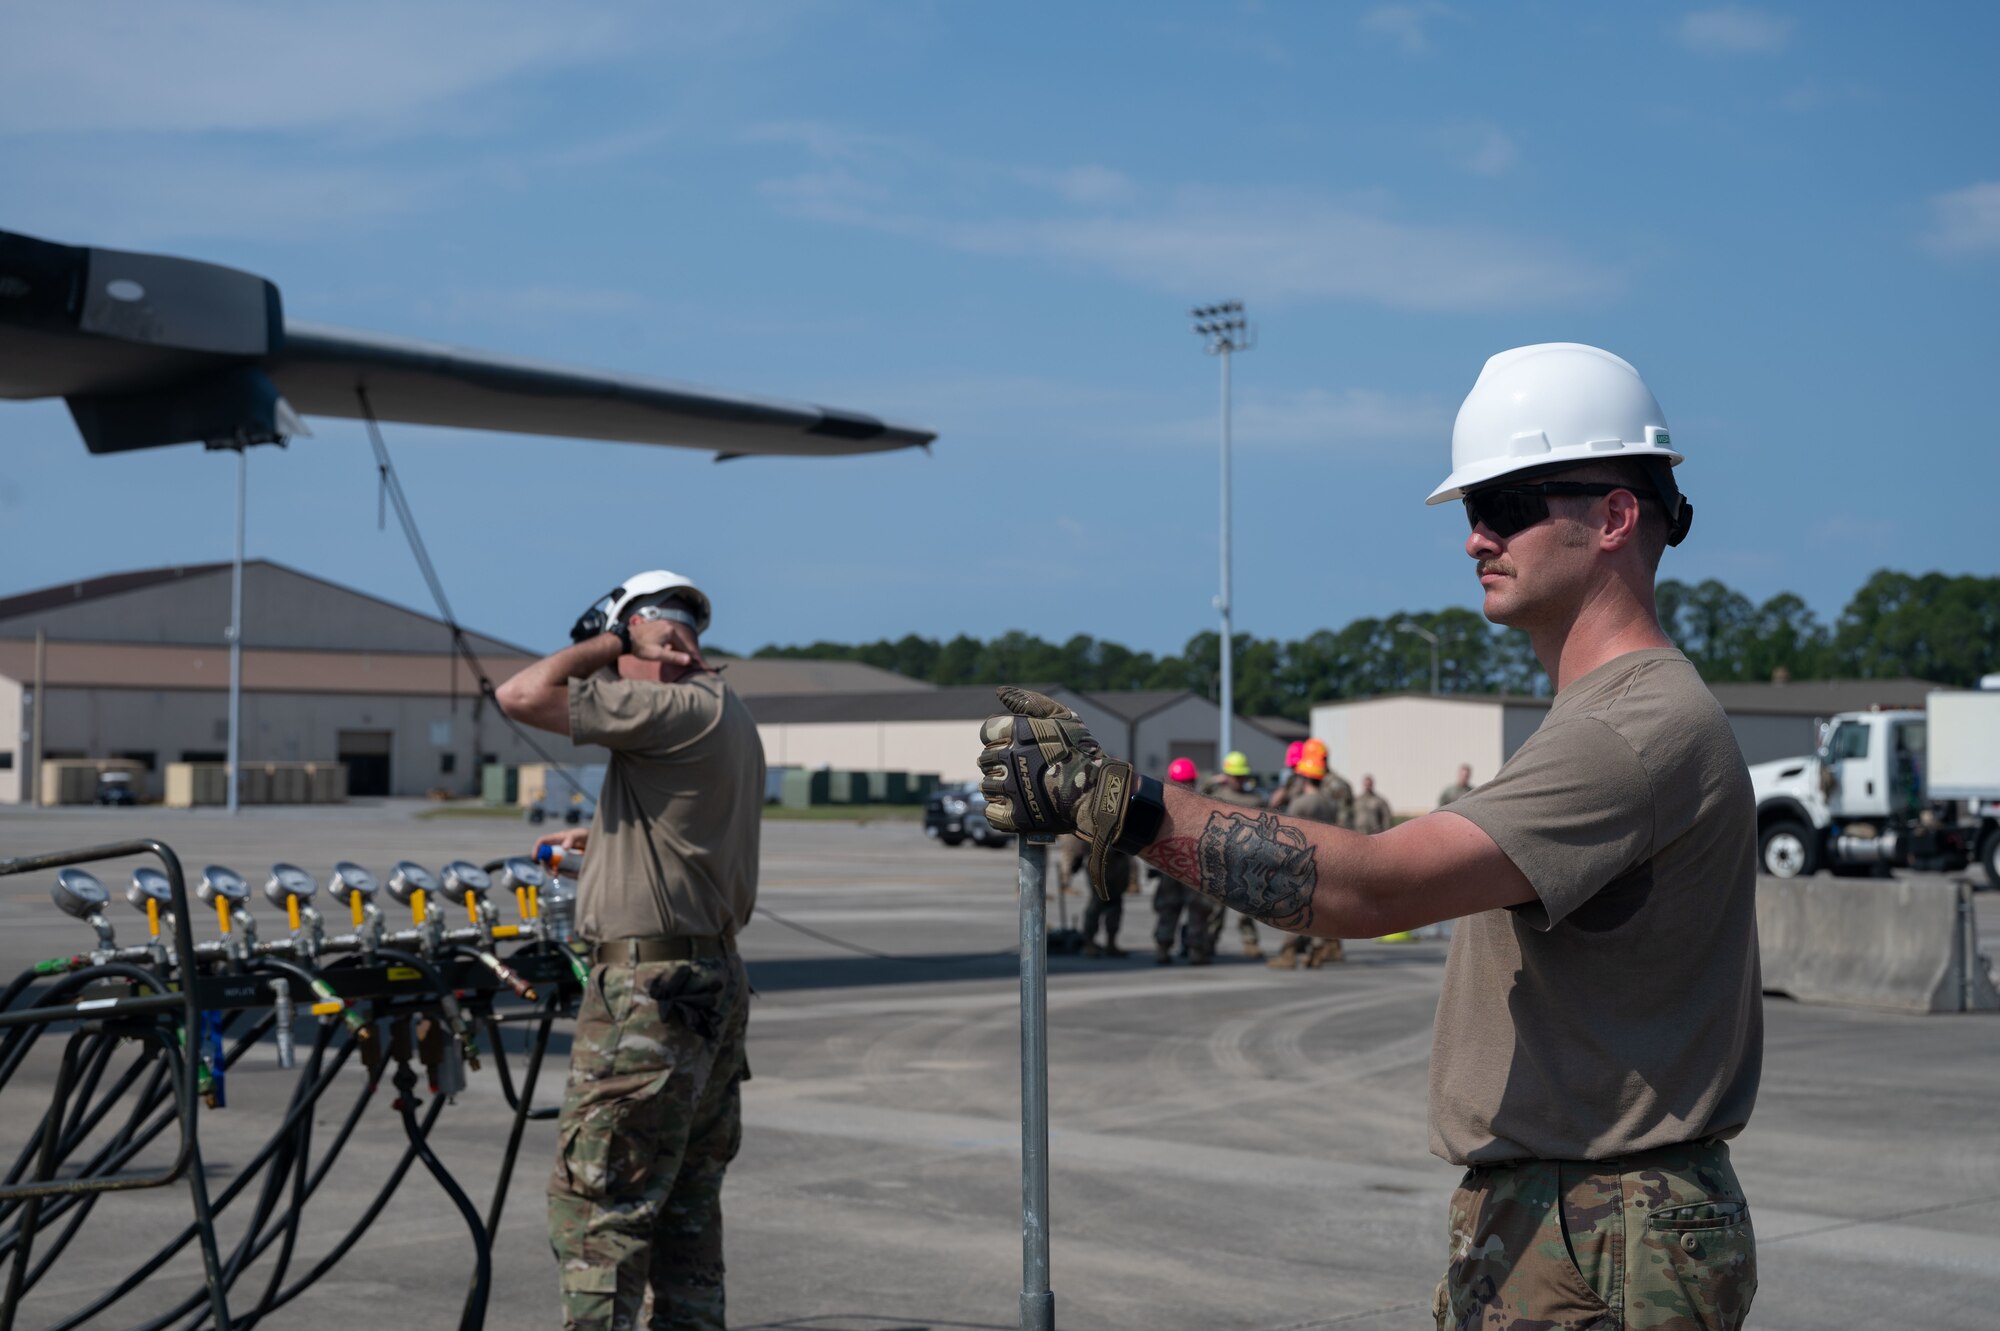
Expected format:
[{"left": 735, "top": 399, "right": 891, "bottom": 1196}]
[{"left": 1462, "top": 482, "right": 1641, "bottom": 538}]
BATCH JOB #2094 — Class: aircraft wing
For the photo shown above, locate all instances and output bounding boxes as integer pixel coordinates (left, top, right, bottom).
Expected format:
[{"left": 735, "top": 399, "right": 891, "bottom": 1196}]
[
  {"left": 0, "top": 227, "right": 934, "bottom": 457},
  {"left": 270, "top": 322, "right": 934, "bottom": 458}
]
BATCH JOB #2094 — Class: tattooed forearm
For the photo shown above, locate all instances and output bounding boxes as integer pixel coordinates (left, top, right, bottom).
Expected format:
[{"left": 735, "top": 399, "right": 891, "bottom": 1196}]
[{"left": 1146, "top": 811, "right": 1318, "bottom": 930}]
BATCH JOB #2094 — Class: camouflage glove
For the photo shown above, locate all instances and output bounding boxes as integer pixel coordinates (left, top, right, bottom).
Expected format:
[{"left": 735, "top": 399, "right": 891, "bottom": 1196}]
[{"left": 977, "top": 687, "right": 1135, "bottom": 900}]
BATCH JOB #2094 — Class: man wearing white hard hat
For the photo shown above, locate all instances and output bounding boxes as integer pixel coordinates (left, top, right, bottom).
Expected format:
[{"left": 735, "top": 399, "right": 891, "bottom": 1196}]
[
  {"left": 971, "top": 345, "right": 1760, "bottom": 1327},
  {"left": 498, "top": 570, "right": 765, "bottom": 1331}
]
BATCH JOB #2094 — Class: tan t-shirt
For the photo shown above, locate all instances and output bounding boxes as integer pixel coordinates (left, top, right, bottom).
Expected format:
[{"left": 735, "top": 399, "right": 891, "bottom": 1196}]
[
  {"left": 568, "top": 671, "right": 765, "bottom": 942},
  {"left": 1429, "top": 647, "right": 1761, "bottom": 1166}
]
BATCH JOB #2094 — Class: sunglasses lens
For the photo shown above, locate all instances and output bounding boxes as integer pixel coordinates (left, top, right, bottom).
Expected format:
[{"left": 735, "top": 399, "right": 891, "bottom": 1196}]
[{"left": 1464, "top": 489, "right": 1545, "bottom": 537}]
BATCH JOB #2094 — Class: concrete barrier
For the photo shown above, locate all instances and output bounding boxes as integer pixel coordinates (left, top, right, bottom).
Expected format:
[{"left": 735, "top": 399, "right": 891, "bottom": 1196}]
[{"left": 1757, "top": 875, "right": 1999, "bottom": 1014}]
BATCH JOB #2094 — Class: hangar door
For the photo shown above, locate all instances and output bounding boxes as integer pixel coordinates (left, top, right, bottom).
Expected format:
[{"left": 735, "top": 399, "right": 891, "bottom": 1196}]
[{"left": 337, "top": 729, "right": 393, "bottom": 797}]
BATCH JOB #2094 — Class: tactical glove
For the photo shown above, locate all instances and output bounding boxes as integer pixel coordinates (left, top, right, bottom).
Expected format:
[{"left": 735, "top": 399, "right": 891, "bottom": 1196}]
[{"left": 978, "top": 687, "right": 1135, "bottom": 900}]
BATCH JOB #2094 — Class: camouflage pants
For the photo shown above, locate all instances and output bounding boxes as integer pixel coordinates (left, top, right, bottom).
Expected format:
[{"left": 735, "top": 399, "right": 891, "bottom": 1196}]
[
  {"left": 1434, "top": 1141, "right": 1755, "bottom": 1330},
  {"left": 1205, "top": 906, "right": 1260, "bottom": 952},
  {"left": 549, "top": 952, "right": 750, "bottom": 1331},
  {"left": 1152, "top": 878, "right": 1215, "bottom": 959}
]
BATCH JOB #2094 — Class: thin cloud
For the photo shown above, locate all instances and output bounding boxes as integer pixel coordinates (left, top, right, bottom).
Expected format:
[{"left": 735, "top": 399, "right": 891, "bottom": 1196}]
[
  {"left": 1922, "top": 182, "right": 2000, "bottom": 256},
  {"left": 3, "top": 147, "right": 435, "bottom": 247},
  {"left": 1678, "top": 7, "right": 1795, "bottom": 56},
  {"left": 1360, "top": 3, "right": 1453, "bottom": 55},
  {"left": 1462, "top": 127, "right": 1519, "bottom": 177},
  {"left": 1158, "top": 388, "right": 1451, "bottom": 453},
  {"left": 0, "top": 1, "right": 627, "bottom": 136},
  {"left": 765, "top": 171, "right": 1617, "bottom": 312}
]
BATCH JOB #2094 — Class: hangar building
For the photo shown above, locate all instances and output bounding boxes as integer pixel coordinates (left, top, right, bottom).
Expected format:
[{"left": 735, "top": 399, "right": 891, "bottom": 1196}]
[{"left": 0, "top": 562, "right": 1283, "bottom": 802}]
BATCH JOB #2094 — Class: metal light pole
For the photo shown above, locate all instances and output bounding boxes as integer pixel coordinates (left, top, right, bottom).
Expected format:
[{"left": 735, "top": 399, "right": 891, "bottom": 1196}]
[
  {"left": 1396, "top": 620, "right": 1440, "bottom": 696},
  {"left": 1192, "top": 302, "right": 1253, "bottom": 760},
  {"left": 226, "top": 445, "right": 247, "bottom": 814}
]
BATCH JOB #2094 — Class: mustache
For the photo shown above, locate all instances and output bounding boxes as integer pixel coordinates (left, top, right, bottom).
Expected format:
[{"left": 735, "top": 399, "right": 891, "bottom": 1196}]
[{"left": 1477, "top": 560, "right": 1513, "bottom": 578}]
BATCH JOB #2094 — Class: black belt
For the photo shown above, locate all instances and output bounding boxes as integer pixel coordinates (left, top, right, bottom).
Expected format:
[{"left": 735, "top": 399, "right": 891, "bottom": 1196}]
[{"left": 590, "top": 935, "right": 732, "bottom": 967}]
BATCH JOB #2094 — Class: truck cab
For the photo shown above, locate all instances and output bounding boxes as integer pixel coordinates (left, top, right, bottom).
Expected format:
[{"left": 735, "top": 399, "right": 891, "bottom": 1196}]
[{"left": 1749, "top": 700, "right": 1999, "bottom": 884}]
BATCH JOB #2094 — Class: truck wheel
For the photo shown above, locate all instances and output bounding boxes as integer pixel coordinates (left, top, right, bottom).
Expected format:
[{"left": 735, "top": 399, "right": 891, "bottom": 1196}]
[
  {"left": 1981, "top": 829, "right": 2000, "bottom": 891},
  {"left": 1759, "top": 821, "right": 1818, "bottom": 879}
]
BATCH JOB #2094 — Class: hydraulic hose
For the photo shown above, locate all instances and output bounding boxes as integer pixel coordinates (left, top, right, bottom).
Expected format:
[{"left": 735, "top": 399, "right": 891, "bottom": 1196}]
[
  {"left": 48, "top": 1032, "right": 358, "bottom": 1331},
  {"left": 392, "top": 1057, "right": 490, "bottom": 1331}
]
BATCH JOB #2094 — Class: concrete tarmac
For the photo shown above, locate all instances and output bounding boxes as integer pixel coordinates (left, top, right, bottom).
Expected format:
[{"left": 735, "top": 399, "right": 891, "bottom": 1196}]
[{"left": 1, "top": 804, "right": 1996, "bottom": 1330}]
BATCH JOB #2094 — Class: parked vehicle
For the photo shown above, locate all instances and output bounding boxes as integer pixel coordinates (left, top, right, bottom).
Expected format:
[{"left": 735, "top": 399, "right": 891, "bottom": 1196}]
[
  {"left": 524, "top": 764, "right": 605, "bottom": 826},
  {"left": 1749, "top": 685, "right": 2000, "bottom": 886},
  {"left": 94, "top": 770, "right": 138, "bottom": 807},
  {"left": 924, "top": 782, "right": 1012, "bottom": 848}
]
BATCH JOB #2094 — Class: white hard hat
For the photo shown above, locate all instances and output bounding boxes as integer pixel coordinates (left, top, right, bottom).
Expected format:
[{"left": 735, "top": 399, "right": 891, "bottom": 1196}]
[
  {"left": 1426, "top": 343, "right": 1681, "bottom": 506},
  {"left": 569, "top": 569, "right": 711, "bottom": 642}
]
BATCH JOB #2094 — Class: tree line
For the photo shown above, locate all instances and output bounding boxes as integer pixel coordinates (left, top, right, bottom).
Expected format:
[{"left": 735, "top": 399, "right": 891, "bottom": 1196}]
[{"left": 750, "top": 570, "right": 2000, "bottom": 722}]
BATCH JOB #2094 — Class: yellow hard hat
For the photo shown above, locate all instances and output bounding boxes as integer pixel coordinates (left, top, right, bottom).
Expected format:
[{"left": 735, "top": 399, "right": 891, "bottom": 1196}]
[{"left": 1222, "top": 751, "right": 1251, "bottom": 777}]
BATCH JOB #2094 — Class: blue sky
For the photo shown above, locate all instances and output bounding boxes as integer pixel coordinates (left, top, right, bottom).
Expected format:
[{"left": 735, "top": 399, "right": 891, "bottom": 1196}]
[{"left": 2, "top": 1, "right": 1995, "bottom": 658}]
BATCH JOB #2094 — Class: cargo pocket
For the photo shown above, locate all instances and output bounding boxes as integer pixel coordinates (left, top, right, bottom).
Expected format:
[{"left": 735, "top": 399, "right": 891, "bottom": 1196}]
[
  {"left": 1637, "top": 1199, "right": 1757, "bottom": 1330},
  {"left": 552, "top": 1067, "right": 672, "bottom": 1201}
]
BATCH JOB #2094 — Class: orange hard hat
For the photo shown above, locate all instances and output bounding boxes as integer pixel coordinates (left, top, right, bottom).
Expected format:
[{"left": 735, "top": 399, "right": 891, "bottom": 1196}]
[
  {"left": 1301, "top": 738, "right": 1328, "bottom": 762},
  {"left": 1296, "top": 753, "right": 1327, "bottom": 780}
]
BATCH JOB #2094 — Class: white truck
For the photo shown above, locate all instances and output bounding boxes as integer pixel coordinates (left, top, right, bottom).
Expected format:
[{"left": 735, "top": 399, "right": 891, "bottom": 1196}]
[{"left": 1749, "top": 685, "right": 2000, "bottom": 886}]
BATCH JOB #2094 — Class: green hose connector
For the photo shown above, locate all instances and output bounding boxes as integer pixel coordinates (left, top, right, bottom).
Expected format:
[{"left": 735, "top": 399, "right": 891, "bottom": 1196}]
[{"left": 33, "top": 955, "right": 80, "bottom": 976}]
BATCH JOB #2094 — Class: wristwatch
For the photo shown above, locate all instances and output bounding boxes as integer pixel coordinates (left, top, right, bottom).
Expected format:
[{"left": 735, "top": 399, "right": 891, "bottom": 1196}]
[{"left": 610, "top": 620, "right": 633, "bottom": 654}]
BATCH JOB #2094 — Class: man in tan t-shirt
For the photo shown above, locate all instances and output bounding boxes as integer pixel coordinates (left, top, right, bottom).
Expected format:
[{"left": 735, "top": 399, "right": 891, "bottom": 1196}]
[
  {"left": 971, "top": 344, "right": 1760, "bottom": 1329},
  {"left": 497, "top": 569, "right": 764, "bottom": 1331}
]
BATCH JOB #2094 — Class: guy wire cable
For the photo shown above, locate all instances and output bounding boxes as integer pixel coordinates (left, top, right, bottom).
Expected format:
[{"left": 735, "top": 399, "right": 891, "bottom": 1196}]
[{"left": 355, "top": 386, "right": 596, "bottom": 807}]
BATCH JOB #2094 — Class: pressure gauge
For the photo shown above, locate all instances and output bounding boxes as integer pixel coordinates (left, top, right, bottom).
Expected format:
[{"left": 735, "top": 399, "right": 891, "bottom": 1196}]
[
  {"left": 197, "top": 866, "right": 248, "bottom": 907},
  {"left": 128, "top": 867, "right": 171, "bottom": 910},
  {"left": 439, "top": 860, "right": 491, "bottom": 904},
  {"left": 493, "top": 857, "right": 546, "bottom": 895},
  {"left": 264, "top": 863, "right": 317, "bottom": 909},
  {"left": 386, "top": 861, "right": 437, "bottom": 906},
  {"left": 328, "top": 862, "right": 377, "bottom": 904},
  {"left": 52, "top": 868, "right": 110, "bottom": 920}
]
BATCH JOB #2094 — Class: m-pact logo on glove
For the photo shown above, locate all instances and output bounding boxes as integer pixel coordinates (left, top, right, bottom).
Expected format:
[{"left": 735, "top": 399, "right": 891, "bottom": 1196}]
[{"left": 1015, "top": 753, "right": 1049, "bottom": 826}]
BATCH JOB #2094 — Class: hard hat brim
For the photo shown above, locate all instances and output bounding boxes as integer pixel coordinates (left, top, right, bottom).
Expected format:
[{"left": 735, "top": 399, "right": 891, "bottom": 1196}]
[{"left": 1424, "top": 443, "right": 1685, "bottom": 506}]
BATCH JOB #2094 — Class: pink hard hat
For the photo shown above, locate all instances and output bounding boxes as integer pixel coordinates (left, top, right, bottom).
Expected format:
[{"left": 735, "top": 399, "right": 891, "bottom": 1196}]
[
  {"left": 1167, "top": 757, "right": 1198, "bottom": 785},
  {"left": 1284, "top": 741, "right": 1304, "bottom": 770}
]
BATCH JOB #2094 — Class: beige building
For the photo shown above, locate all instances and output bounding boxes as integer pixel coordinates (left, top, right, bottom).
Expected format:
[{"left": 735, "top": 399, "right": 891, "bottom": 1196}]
[
  {"left": 0, "top": 561, "right": 927, "bottom": 803},
  {"left": 749, "top": 686, "right": 1292, "bottom": 786},
  {"left": 1309, "top": 677, "right": 1943, "bottom": 817}
]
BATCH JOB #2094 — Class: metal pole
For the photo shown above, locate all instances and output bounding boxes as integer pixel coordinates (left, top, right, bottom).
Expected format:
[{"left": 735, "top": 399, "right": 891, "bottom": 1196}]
[
  {"left": 1017, "top": 834, "right": 1055, "bottom": 1331},
  {"left": 29, "top": 628, "right": 45, "bottom": 807},
  {"left": 226, "top": 446, "right": 245, "bottom": 815},
  {"left": 1217, "top": 345, "right": 1233, "bottom": 762}
]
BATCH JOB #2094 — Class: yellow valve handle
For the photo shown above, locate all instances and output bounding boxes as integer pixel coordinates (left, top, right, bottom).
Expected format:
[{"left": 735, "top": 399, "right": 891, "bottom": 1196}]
[
  {"left": 410, "top": 888, "right": 426, "bottom": 925},
  {"left": 527, "top": 885, "right": 541, "bottom": 920},
  {"left": 350, "top": 894, "right": 364, "bottom": 927},
  {"left": 309, "top": 1000, "right": 345, "bottom": 1017},
  {"left": 146, "top": 899, "right": 161, "bottom": 939},
  {"left": 287, "top": 898, "right": 301, "bottom": 931},
  {"left": 466, "top": 898, "right": 479, "bottom": 926},
  {"left": 492, "top": 924, "right": 520, "bottom": 939},
  {"left": 217, "top": 898, "right": 232, "bottom": 935},
  {"left": 514, "top": 886, "right": 528, "bottom": 919}
]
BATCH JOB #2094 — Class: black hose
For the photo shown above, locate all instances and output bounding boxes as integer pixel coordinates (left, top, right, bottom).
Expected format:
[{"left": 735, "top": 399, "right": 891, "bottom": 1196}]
[
  {"left": 41, "top": 1034, "right": 358, "bottom": 1331},
  {"left": 0, "top": 968, "right": 43, "bottom": 1015},
  {"left": 0, "top": 1011, "right": 269, "bottom": 1249},
  {"left": 391, "top": 1057, "right": 490, "bottom": 1331}
]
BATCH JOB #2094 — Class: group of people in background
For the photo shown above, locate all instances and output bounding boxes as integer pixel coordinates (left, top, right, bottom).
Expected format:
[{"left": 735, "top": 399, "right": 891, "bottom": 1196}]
[{"left": 1053, "top": 744, "right": 1476, "bottom": 965}]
